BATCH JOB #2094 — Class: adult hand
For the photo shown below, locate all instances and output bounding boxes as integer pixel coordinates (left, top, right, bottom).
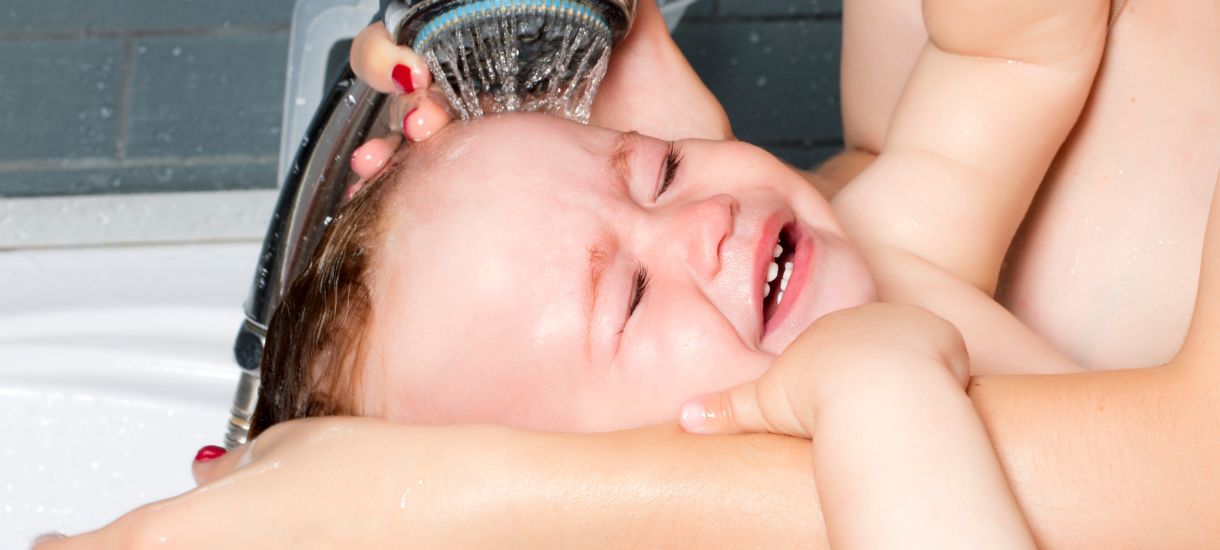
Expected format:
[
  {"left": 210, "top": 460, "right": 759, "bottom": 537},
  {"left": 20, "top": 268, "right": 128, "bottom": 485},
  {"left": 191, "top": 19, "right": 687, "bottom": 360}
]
[
  {"left": 346, "top": 22, "right": 450, "bottom": 184},
  {"left": 345, "top": 0, "right": 732, "bottom": 179},
  {"left": 35, "top": 418, "right": 526, "bottom": 549}
]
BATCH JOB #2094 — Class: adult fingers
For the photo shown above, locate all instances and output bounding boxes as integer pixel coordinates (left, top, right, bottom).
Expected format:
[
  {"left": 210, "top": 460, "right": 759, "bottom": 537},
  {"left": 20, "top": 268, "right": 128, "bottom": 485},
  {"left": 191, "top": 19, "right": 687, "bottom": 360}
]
[
  {"left": 191, "top": 444, "right": 229, "bottom": 486},
  {"left": 192, "top": 440, "right": 259, "bottom": 487},
  {"left": 347, "top": 86, "right": 451, "bottom": 185},
  {"left": 385, "top": 88, "right": 453, "bottom": 143},
  {"left": 351, "top": 23, "right": 431, "bottom": 95},
  {"left": 350, "top": 134, "right": 402, "bottom": 180}
]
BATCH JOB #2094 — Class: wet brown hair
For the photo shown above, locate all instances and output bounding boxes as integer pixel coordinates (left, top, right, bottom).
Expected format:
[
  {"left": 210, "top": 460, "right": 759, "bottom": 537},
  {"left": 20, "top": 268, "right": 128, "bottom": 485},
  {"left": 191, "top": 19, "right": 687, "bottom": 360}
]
[{"left": 247, "top": 152, "right": 404, "bottom": 439}]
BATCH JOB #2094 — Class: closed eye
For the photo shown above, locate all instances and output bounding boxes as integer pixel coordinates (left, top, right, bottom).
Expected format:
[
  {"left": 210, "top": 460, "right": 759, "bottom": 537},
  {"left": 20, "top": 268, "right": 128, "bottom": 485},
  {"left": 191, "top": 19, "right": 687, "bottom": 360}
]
[
  {"left": 627, "top": 268, "right": 650, "bottom": 318},
  {"left": 655, "top": 143, "right": 683, "bottom": 200}
]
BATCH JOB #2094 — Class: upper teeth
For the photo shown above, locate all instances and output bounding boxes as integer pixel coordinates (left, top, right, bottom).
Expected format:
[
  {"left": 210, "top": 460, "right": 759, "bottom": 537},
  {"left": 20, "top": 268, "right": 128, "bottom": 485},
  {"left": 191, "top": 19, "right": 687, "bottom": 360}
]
[{"left": 765, "top": 238, "right": 790, "bottom": 300}]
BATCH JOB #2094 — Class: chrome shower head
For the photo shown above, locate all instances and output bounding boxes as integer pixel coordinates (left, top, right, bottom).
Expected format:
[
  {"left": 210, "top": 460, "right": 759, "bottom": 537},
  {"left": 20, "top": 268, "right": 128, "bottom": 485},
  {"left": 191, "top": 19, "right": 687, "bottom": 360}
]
[{"left": 382, "top": 0, "right": 638, "bottom": 121}]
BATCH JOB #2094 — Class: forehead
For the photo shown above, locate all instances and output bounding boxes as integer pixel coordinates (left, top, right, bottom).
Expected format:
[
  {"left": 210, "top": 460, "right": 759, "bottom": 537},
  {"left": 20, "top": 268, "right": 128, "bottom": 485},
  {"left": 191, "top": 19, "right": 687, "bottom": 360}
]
[
  {"left": 366, "top": 114, "right": 622, "bottom": 423},
  {"left": 418, "top": 114, "right": 611, "bottom": 191}
]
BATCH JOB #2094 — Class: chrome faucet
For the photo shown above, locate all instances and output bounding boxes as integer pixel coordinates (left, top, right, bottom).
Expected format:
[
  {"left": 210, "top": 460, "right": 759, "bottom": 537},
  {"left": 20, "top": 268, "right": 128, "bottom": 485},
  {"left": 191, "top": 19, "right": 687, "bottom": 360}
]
[
  {"left": 226, "top": 72, "right": 387, "bottom": 448},
  {"left": 225, "top": 0, "right": 403, "bottom": 447}
]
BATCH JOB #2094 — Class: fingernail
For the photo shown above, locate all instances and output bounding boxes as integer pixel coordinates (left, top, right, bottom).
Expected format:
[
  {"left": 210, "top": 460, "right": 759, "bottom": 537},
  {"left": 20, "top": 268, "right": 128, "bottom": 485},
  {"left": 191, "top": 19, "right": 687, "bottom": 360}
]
[
  {"left": 402, "top": 108, "right": 419, "bottom": 141},
  {"left": 194, "top": 445, "right": 227, "bottom": 462},
  {"left": 680, "top": 401, "right": 709, "bottom": 433},
  {"left": 392, "top": 64, "right": 416, "bottom": 94},
  {"left": 32, "top": 532, "right": 65, "bottom": 548}
]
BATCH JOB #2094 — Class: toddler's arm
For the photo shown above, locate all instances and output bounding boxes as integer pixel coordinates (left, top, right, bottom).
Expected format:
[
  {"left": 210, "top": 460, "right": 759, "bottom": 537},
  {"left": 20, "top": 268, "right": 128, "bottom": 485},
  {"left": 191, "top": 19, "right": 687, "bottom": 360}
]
[
  {"left": 833, "top": 0, "right": 1108, "bottom": 294},
  {"left": 682, "top": 304, "right": 1035, "bottom": 548}
]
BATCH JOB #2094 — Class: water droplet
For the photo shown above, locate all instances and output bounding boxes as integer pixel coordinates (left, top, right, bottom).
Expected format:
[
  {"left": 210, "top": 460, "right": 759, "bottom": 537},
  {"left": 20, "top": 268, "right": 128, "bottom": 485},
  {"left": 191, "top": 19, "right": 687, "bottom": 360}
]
[
  {"left": 748, "top": 32, "right": 761, "bottom": 44},
  {"left": 171, "top": 47, "right": 182, "bottom": 57},
  {"left": 756, "top": 76, "right": 768, "bottom": 87}
]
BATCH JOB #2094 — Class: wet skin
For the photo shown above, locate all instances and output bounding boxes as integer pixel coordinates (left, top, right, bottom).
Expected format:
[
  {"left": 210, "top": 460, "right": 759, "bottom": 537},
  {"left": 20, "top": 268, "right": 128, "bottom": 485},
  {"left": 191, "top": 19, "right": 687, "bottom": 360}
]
[{"left": 361, "top": 113, "right": 877, "bottom": 431}]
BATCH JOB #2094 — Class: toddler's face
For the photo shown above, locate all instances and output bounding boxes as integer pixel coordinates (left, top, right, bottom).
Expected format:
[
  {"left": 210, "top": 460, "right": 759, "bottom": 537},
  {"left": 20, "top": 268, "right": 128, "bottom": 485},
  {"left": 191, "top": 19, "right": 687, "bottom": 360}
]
[{"left": 362, "top": 114, "right": 875, "bottom": 431}]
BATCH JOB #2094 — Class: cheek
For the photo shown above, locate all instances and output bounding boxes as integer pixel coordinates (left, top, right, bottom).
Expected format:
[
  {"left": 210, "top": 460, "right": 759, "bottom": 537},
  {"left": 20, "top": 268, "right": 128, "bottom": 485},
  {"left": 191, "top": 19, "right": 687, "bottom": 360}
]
[{"left": 627, "top": 300, "right": 772, "bottom": 392}]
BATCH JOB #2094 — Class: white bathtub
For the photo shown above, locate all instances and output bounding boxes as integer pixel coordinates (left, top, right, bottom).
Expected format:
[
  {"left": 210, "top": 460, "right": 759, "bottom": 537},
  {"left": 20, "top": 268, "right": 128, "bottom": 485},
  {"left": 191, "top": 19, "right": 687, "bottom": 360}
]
[{"left": 0, "top": 244, "right": 254, "bottom": 545}]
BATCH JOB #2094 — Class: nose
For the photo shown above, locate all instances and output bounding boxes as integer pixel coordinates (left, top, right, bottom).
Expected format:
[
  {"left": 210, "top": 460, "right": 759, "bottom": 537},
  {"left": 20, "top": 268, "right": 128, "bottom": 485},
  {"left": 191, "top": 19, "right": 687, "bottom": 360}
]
[{"left": 668, "top": 194, "right": 737, "bottom": 279}]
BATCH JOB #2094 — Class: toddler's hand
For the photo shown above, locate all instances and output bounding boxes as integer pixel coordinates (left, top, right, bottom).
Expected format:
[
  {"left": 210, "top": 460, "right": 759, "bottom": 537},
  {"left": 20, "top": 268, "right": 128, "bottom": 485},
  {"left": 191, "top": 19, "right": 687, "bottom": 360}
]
[{"left": 680, "top": 303, "right": 970, "bottom": 438}]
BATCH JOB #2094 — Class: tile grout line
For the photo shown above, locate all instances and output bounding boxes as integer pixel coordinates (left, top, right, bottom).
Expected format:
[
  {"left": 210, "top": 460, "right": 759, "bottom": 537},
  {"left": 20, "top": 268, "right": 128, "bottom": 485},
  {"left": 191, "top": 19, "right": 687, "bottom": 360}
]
[
  {"left": 115, "top": 34, "right": 135, "bottom": 161},
  {"left": 0, "top": 155, "right": 279, "bottom": 173},
  {"left": 682, "top": 12, "right": 843, "bottom": 23},
  {"left": 0, "top": 26, "right": 290, "bottom": 41}
]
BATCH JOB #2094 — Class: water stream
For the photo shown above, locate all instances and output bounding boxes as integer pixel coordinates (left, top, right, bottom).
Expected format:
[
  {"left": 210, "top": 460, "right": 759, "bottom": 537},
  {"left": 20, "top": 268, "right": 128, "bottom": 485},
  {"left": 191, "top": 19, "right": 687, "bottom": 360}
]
[{"left": 417, "top": 11, "right": 613, "bottom": 123}]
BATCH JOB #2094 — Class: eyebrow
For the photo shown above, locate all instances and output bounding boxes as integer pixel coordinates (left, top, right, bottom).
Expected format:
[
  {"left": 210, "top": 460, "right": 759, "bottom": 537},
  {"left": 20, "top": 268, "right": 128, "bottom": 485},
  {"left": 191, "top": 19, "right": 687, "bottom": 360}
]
[
  {"left": 585, "top": 233, "right": 616, "bottom": 359},
  {"left": 608, "top": 131, "right": 639, "bottom": 196}
]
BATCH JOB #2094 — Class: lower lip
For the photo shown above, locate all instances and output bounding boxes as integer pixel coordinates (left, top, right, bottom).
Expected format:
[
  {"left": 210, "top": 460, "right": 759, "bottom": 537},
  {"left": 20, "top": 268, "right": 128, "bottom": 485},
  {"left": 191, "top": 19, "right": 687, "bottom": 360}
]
[{"left": 763, "top": 226, "right": 815, "bottom": 338}]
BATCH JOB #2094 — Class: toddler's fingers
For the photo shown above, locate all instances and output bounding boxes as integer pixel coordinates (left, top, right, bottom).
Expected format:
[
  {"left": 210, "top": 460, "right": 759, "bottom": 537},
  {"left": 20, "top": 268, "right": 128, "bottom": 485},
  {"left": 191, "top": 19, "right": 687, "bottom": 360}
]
[
  {"left": 351, "top": 23, "right": 431, "bottom": 95},
  {"left": 680, "top": 381, "right": 792, "bottom": 436}
]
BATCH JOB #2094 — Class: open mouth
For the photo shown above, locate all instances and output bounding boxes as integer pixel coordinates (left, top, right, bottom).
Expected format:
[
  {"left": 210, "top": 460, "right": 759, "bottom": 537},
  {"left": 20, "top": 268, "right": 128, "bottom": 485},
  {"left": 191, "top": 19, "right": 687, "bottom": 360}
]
[{"left": 762, "top": 224, "right": 798, "bottom": 324}]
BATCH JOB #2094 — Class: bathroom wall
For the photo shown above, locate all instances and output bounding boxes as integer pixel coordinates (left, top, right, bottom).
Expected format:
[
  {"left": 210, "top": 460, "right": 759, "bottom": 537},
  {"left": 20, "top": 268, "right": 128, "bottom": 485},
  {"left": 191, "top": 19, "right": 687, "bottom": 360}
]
[
  {"left": 676, "top": 0, "right": 845, "bottom": 168},
  {"left": 0, "top": 0, "right": 844, "bottom": 199}
]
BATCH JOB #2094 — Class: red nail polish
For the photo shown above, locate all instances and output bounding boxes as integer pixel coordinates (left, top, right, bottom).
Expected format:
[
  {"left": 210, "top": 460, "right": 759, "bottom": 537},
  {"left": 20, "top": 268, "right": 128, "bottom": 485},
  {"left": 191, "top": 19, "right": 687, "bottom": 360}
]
[
  {"left": 403, "top": 108, "right": 419, "bottom": 141},
  {"left": 194, "top": 445, "right": 227, "bottom": 462},
  {"left": 392, "top": 64, "right": 416, "bottom": 94}
]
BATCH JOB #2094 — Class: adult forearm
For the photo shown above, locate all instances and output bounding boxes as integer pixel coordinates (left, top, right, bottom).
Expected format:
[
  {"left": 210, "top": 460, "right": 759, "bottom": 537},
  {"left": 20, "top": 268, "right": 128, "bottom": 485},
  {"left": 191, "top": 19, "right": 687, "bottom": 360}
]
[
  {"left": 970, "top": 366, "right": 1220, "bottom": 548},
  {"left": 502, "top": 366, "right": 1217, "bottom": 549},
  {"left": 499, "top": 424, "right": 826, "bottom": 548}
]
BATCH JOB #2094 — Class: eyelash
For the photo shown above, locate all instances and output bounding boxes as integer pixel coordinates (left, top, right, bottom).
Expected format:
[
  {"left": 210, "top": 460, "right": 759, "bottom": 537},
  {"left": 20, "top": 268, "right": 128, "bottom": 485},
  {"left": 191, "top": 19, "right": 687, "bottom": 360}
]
[
  {"left": 627, "top": 268, "right": 650, "bottom": 320},
  {"left": 655, "top": 143, "right": 683, "bottom": 200},
  {"left": 624, "top": 143, "right": 677, "bottom": 329}
]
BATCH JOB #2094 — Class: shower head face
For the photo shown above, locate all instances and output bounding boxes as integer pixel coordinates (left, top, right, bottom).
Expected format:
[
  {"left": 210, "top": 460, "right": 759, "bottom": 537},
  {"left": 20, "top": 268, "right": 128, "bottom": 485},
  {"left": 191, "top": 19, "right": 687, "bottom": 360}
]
[
  {"left": 388, "top": 0, "right": 636, "bottom": 45},
  {"left": 384, "top": 0, "right": 638, "bottom": 122}
]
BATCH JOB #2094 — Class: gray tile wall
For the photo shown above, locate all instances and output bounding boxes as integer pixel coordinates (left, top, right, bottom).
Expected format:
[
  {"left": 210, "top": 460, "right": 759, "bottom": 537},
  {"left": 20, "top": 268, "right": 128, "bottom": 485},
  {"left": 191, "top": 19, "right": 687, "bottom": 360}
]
[{"left": 0, "top": 0, "right": 843, "bottom": 198}]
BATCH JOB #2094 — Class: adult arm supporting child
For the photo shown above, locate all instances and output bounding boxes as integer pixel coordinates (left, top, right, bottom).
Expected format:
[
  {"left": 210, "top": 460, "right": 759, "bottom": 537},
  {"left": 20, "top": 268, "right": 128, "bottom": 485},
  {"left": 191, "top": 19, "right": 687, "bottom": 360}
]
[
  {"left": 40, "top": 175, "right": 1220, "bottom": 550},
  {"left": 36, "top": 0, "right": 1220, "bottom": 546}
]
